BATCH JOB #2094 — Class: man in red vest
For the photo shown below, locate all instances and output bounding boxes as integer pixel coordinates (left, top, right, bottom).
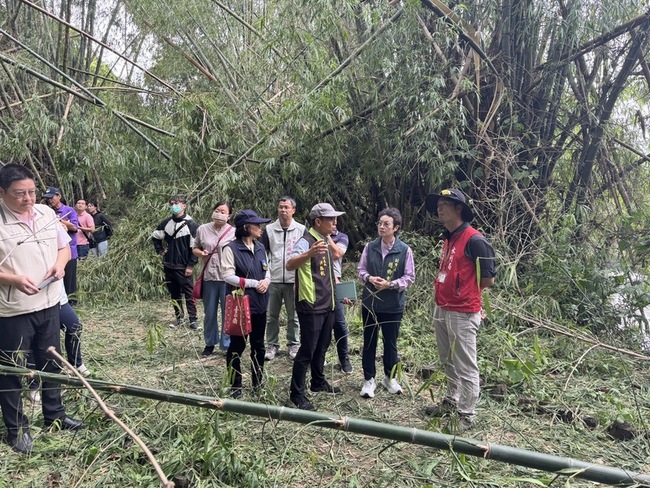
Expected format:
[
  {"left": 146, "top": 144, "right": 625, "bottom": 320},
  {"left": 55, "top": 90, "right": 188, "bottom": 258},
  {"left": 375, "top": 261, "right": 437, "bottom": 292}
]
[{"left": 424, "top": 189, "right": 496, "bottom": 431}]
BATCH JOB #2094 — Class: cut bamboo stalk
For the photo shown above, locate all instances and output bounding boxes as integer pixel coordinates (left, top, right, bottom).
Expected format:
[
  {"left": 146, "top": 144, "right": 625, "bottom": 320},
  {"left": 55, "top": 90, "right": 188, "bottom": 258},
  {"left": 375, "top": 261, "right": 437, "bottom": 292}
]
[{"left": 2, "top": 364, "right": 648, "bottom": 487}]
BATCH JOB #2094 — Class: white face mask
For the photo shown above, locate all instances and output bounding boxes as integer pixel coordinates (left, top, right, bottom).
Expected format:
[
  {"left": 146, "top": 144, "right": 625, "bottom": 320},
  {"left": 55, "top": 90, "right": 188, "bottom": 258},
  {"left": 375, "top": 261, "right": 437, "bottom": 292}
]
[{"left": 212, "top": 211, "right": 227, "bottom": 223}]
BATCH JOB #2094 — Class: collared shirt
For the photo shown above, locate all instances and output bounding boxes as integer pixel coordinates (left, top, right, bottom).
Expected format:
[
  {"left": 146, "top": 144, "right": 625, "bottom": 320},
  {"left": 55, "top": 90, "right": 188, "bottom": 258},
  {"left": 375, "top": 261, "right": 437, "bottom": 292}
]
[
  {"left": 291, "top": 228, "right": 327, "bottom": 257},
  {"left": 358, "top": 237, "right": 416, "bottom": 291},
  {"left": 7, "top": 204, "right": 71, "bottom": 249},
  {"left": 193, "top": 223, "right": 235, "bottom": 281}
]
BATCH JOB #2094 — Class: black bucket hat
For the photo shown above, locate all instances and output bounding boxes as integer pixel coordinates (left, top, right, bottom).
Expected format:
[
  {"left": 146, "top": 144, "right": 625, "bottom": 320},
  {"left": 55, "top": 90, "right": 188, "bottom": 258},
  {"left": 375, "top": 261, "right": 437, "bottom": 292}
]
[{"left": 425, "top": 188, "right": 474, "bottom": 222}]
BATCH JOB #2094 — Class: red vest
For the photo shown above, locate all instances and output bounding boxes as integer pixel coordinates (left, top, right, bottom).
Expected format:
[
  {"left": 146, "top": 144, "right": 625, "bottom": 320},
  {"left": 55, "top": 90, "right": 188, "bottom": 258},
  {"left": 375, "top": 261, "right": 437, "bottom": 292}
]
[{"left": 435, "top": 226, "right": 482, "bottom": 313}]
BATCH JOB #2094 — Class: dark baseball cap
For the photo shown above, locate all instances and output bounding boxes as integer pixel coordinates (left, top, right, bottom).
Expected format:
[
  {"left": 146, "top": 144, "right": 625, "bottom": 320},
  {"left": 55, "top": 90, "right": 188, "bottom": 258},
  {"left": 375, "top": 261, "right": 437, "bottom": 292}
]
[
  {"left": 43, "top": 187, "right": 61, "bottom": 199},
  {"left": 234, "top": 209, "right": 271, "bottom": 227}
]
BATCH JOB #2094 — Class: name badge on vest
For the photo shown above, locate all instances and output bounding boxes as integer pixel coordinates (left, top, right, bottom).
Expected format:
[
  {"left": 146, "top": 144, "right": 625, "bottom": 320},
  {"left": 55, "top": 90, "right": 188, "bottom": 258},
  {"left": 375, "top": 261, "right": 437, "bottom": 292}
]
[{"left": 437, "top": 272, "right": 447, "bottom": 283}]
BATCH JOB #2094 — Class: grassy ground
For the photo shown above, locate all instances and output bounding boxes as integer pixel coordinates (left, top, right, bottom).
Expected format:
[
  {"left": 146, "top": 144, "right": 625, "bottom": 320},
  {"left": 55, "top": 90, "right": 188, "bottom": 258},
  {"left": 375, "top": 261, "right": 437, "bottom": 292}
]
[{"left": 1, "top": 295, "right": 650, "bottom": 487}]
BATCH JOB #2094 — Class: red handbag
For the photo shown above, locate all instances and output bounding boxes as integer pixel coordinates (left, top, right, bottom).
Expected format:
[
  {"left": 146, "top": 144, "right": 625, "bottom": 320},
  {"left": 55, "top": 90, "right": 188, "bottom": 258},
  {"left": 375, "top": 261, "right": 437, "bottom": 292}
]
[
  {"left": 224, "top": 278, "right": 252, "bottom": 336},
  {"left": 192, "top": 275, "right": 204, "bottom": 300}
]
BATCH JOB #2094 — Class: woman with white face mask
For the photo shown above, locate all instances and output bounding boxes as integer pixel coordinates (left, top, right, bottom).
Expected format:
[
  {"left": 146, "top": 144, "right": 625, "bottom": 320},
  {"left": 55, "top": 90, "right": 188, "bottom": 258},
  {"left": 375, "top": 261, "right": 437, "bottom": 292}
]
[{"left": 192, "top": 201, "right": 236, "bottom": 356}]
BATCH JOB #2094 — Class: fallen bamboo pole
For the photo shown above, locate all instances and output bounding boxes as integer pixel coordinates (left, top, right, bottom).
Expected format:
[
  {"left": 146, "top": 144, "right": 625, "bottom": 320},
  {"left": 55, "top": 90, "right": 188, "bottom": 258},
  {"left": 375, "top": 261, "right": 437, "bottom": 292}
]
[{"left": 3, "top": 365, "right": 648, "bottom": 487}]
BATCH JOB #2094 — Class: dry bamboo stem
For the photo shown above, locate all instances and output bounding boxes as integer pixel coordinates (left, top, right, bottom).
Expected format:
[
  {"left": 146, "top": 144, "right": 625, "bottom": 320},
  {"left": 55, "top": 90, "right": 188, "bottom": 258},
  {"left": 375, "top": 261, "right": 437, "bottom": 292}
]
[{"left": 46, "top": 347, "right": 174, "bottom": 488}]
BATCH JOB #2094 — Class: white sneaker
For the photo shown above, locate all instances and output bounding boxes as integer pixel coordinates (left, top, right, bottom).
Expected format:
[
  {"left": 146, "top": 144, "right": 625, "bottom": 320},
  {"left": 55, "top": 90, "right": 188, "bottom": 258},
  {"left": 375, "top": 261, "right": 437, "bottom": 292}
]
[
  {"left": 360, "top": 378, "right": 376, "bottom": 398},
  {"left": 28, "top": 389, "right": 41, "bottom": 404},
  {"left": 264, "top": 345, "right": 278, "bottom": 361},
  {"left": 77, "top": 364, "right": 91, "bottom": 377},
  {"left": 288, "top": 344, "right": 300, "bottom": 360},
  {"left": 382, "top": 375, "right": 403, "bottom": 394}
]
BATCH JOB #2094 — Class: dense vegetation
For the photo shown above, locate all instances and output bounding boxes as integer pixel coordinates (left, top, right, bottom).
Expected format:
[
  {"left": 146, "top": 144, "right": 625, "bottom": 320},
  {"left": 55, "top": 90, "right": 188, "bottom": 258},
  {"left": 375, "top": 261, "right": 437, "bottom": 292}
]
[{"left": 2, "top": 0, "right": 650, "bottom": 486}]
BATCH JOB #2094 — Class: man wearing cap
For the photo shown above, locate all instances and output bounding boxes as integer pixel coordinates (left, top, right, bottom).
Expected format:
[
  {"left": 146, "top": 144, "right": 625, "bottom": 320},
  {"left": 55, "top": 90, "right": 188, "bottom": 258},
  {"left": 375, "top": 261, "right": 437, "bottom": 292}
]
[
  {"left": 424, "top": 188, "right": 496, "bottom": 431},
  {"left": 286, "top": 203, "right": 344, "bottom": 410},
  {"left": 43, "top": 187, "right": 80, "bottom": 304},
  {"left": 152, "top": 195, "right": 200, "bottom": 329},
  {"left": 260, "top": 196, "right": 305, "bottom": 361}
]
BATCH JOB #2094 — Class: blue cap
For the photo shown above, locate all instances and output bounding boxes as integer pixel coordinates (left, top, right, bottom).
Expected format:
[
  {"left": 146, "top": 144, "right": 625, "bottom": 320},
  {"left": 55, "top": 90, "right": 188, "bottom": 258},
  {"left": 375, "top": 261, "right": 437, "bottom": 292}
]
[{"left": 234, "top": 209, "right": 271, "bottom": 227}]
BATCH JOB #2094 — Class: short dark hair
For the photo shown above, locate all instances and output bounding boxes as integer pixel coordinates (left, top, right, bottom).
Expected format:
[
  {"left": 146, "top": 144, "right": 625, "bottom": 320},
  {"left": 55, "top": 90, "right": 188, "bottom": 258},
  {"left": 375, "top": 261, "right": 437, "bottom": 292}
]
[
  {"left": 378, "top": 207, "right": 403, "bottom": 232},
  {"left": 213, "top": 200, "right": 232, "bottom": 214},
  {"left": 0, "top": 163, "right": 35, "bottom": 190},
  {"left": 279, "top": 196, "right": 296, "bottom": 208},
  {"left": 235, "top": 223, "right": 253, "bottom": 239},
  {"left": 169, "top": 194, "right": 187, "bottom": 203}
]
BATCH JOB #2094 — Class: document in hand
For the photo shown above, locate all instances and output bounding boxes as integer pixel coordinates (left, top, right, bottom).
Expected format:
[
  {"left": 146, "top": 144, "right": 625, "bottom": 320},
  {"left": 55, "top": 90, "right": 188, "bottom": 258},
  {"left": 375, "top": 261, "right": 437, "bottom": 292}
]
[{"left": 335, "top": 281, "right": 357, "bottom": 301}]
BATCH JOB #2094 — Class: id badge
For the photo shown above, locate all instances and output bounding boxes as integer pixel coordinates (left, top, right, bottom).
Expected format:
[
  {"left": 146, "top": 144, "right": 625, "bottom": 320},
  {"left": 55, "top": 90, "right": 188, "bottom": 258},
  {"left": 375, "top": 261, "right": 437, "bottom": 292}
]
[{"left": 437, "top": 272, "right": 447, "bottom": 283}]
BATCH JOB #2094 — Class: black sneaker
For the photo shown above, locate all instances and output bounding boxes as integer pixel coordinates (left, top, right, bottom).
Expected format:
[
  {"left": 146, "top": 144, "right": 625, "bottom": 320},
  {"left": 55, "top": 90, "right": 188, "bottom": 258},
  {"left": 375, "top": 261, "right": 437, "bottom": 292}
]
[
  {"left": 202, "top": 346, "right": 215, "bottom": 357},
  {"left": 189, "top": 321, "right": 199, "bottom": 330},
  {"left": 291, "top": 396, "right": 315, "bottom": 411},
  {"left": 425, "top": 397, "right": 457, "bottom": 417},
  {"left": 310, "top": 382, "right": 342, "bottom": 394},
  {"left": 230, "top": 387, "right": 243, "bottom": 399},
  {"left": 339, "top": 357, "right": 353, "bottom": 374}
]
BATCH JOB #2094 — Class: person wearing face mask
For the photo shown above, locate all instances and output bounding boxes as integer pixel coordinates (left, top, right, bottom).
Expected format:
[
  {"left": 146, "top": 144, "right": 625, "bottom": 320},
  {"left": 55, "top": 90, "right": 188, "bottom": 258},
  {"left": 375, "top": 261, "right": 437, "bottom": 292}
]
[
  {"left": 152, "top": 194, "right": 200, "bottom": 329},
  {"left": 192, "top": 201, "right": 236, "bottom": 356}
]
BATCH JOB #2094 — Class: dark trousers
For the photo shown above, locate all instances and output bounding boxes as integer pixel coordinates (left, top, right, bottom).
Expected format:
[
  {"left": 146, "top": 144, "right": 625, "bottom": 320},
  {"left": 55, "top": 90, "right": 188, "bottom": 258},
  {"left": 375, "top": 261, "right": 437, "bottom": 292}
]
[
  {"left": 290, "top": 311, "right": 335, "bottom": 400},
  {"left": 77, "top": 244, "right": 90, "bottom": 259},
  {"left": 226, "top": 313, "right": 266, "bottom": 389},
  {"left": 361, "top": 308, "right": 403, "bottom": 381},
  {"left": 333, "top": 300, "right": 349, "bottom": 362},
  {"left": 0, "top": 306, "right": 66, "bottom": 436},
  {"left": 60, "top": 302, "right": 83, "bottom": 367},
  {"left": 164, "top": 266, "right": 197, "bottom": 321},
  {"left": 63, "top": 258, "right": 78, "bottom": 305}
]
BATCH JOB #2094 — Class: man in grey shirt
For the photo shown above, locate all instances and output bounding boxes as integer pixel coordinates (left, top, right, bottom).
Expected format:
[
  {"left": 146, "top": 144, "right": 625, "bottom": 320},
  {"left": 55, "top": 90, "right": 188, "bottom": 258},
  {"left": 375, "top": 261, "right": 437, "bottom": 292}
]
[{"left": 260, "top": 197, "right": 306, "bottom": 360}]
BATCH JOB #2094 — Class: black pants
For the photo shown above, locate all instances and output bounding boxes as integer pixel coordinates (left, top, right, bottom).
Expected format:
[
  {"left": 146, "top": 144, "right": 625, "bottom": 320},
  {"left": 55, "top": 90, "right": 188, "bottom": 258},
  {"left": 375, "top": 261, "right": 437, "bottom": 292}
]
[
  {"left": 163, "top": 266, "right": 197, "bottom": 321},
  {"left": 226, "top": 313, "right": 266, "bottom": 389},
  {"left": 60, "top": 302, "right": 83, "bottom": 367},
  {"left": 290, "top": 311, "right": 335, "bottom": 401},
  {"left": 0, "top": 306, "right": 66, "bottom": 436},
  {"left": 63, "top": 258, "right": 78, "bottom": 305},
  {"left": 361, "top": 308, "right": 403, "bottom": 380}
]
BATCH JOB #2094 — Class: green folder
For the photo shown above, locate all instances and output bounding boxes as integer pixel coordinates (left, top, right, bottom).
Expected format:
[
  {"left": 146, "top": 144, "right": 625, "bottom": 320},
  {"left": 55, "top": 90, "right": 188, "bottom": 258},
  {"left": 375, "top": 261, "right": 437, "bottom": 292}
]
[{"left": 335, "top": 281, "right": 357, "bottom": 301}]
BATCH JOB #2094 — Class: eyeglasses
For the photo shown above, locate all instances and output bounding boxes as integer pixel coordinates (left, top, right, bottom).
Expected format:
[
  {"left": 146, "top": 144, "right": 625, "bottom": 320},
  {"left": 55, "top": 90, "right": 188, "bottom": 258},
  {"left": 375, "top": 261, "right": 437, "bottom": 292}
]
[{"left": 8, "top": 189, "right": 37, "bottom": 199}]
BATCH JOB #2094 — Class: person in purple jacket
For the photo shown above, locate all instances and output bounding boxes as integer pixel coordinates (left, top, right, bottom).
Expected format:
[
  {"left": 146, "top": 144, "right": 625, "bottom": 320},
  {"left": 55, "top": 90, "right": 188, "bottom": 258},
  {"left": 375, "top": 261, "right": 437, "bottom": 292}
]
[
  {"left": 43, "top": 187, "right": 79, "bottom": 305},
  {"left": 358, "top": 207, "right": 415, "bottom": 399}
]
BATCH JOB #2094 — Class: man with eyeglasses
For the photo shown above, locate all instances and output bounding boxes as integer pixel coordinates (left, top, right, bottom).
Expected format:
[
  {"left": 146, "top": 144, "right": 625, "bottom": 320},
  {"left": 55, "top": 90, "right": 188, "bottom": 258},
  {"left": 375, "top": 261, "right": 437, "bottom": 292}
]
[
  {"left": 424, "top": 188, "right": 496, "bottom": 432},
  {"left": 43, "top": 187, "right": 80, "bottom": 305},
  {"left": 0, "top": 163, "right": 84, "bottom": 454}
]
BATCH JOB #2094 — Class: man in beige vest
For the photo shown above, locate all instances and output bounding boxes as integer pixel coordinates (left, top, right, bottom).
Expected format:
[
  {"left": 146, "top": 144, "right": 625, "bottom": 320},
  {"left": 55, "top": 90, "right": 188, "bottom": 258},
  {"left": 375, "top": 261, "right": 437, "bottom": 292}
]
[{"left": 0, "top": 163, "right": 84, "bottom": 454}]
